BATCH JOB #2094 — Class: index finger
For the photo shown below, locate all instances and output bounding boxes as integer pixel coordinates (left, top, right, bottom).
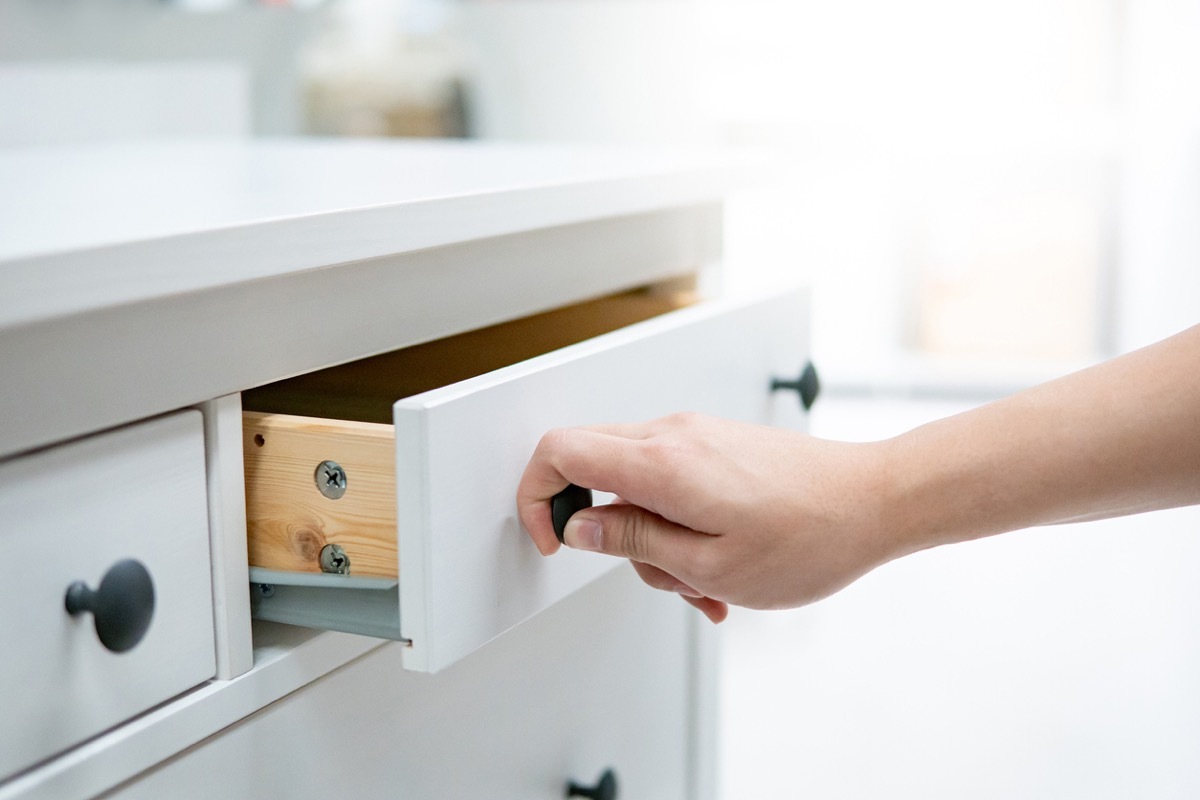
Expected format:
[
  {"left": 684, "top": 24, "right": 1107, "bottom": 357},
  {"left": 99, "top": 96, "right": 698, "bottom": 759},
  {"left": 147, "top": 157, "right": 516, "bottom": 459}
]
[{"left": 516, "top": 426, "right": 650, "bottom": 555}]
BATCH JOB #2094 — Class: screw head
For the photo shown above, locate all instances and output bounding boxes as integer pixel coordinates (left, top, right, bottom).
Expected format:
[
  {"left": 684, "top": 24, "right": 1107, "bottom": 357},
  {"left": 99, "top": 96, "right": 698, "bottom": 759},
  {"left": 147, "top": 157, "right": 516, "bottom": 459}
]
[
  {"left": 315, "top": 460, "right": 347, "bottom": 499},
  {"left": 319, "top": 544, "right": 351, "bottom": 575}
]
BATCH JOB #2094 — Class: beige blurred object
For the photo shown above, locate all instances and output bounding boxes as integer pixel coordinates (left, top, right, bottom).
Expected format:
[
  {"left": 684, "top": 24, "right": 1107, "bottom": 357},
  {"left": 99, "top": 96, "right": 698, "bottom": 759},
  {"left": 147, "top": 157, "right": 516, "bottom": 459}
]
[
  {"left": 302, "top": 3, "right": 467, "bottom": 138},
  {"left": 911, "top": 172, "right": 1105, "bottom": 362}
]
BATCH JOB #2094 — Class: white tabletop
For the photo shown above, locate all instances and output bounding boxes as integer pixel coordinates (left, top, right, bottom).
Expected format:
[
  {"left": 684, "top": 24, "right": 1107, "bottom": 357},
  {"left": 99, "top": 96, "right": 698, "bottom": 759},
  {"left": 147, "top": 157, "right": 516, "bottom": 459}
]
[
  {"left": 0, "top": 138, "right": 745, "bottom": 329},
  {"left": 0, "top": 138, "right": 746, "bottom": 458}
]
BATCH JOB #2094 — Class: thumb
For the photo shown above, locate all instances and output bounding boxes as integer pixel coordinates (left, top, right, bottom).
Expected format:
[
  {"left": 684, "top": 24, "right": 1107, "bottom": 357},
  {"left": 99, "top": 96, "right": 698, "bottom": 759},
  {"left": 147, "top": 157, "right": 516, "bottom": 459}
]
[{"left": 562, "top": 503, "right": 704, "bottom": 574}]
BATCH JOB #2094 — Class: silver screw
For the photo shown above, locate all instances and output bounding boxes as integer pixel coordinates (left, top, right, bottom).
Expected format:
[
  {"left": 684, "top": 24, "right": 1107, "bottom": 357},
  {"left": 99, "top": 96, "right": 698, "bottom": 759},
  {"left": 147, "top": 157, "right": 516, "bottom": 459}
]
[
  {"left": 319, "top": 544, "right": 351, "bottom": 575},
  {"left": 315, "top": 460, "right": 347, "bottom": 500}
]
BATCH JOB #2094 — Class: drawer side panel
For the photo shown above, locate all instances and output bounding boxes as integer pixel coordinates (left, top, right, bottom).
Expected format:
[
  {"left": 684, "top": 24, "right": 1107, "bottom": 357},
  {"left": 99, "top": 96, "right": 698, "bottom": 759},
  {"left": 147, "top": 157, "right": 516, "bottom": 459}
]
[{"left": 243, "top": 412, "right": 397, "bottom": 578}]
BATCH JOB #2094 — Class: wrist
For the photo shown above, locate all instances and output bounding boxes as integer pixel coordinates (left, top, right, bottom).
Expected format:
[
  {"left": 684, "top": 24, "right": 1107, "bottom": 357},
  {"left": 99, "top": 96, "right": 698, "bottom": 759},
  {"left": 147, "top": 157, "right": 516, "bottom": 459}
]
[
  {"left": 836, "top": 436, "right": 931, "bottom": 569},
  {"left": 872, "top": 430, "right": 959, "bottom": 561}
]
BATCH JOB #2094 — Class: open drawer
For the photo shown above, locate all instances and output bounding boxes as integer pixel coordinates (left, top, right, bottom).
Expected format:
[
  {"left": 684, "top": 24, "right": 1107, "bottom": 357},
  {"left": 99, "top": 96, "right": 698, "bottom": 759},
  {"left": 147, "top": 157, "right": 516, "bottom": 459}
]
[{"left": 242, "top": 285, "right": 812, "bottom": 672}]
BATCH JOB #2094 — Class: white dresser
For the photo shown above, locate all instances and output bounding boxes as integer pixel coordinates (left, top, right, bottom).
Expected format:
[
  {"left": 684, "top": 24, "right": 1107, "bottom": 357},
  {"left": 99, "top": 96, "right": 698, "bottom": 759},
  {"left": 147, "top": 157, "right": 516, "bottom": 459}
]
[{"left": 0, "top": 139, "right": 811, "bottom": 799}]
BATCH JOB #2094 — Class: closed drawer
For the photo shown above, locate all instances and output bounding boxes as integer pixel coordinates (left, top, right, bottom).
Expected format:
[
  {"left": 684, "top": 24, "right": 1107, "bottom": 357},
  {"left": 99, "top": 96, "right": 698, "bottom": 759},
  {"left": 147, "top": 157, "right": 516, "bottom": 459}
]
[
  {"left": 0, "top": 411, "right": 215, "bottom": 779},
  {"left": 103, "top": 568, "right": 693, "bottom": 800},
  {"left": 243, "top": 286, "right": 812, "bottom": 673}
]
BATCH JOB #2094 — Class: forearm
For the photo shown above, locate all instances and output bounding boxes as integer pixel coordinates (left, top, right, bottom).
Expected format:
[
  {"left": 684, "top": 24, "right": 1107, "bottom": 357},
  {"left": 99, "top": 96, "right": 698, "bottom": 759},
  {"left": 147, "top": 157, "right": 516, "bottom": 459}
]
[
  {"left": 517, "top": 325, "right": 1200, "bottom": 615},
  {"left": 882, "top": 324, "right": 1200, "bottom": 557}
]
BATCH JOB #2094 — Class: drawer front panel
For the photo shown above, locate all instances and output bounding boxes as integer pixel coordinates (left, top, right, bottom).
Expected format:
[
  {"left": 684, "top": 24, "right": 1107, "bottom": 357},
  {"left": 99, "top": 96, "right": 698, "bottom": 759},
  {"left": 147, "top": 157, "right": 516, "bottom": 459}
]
[
  {"left": 0, "top": 412, "right": 215, "bottom": 779},
  {"left": 395, "top": 288, "right": 809, "bottom": 672},
  {"left": 107, "top": 568, "right": 694, "bottom": 800}
]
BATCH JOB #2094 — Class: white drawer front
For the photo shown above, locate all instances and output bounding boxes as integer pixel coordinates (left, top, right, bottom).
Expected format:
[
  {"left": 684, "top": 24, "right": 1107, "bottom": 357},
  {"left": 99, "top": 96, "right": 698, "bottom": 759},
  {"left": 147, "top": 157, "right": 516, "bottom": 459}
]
[
  {"left": 0, "top": 412, "right": 215, "bottom": 779},
  {"left": 107, "top": 568, "right": 694, "bottom": 800},
  {"left": 394, "top": 288, "right": 810, "bottom": 671}
]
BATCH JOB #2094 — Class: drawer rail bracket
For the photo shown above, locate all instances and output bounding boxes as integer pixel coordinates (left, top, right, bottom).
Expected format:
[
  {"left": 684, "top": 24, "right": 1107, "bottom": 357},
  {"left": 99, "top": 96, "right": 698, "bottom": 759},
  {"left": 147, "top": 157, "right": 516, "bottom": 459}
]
[{"left": 248, "top": 568, "right": 406, "bottom": 642}]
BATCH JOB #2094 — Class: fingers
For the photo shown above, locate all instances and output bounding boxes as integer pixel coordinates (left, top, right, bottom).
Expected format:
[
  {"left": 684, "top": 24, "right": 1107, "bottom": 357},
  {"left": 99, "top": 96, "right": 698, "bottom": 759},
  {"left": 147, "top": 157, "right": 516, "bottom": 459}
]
[
  {"left": 516, "top": 418, "right": 728, "bottom": 624},
  {"left": 561, "top": 501, "right": 712, "bottom": 581},
  {"left": 630, "top": 560, "right": 704, "bottom": 598},
  {"left": 572, "top": 420, "right": 661, "bottom": 439},
  {"left": 629, "top": 563, "right": 728, "bottom": 623},
  {"left": 517, "top": 429, "right": 610, "bottom": 554},
  {"left": 630, "top": 562, "right": 728, "bottom": 624},
  {"left": 682, "top": 594, "right": 729, "bottom": 624},
  {"left": 517, "top": 426, "right": 665, "bottom": 555},
  {"left": 517, "top": 416, "right": 710, "bottom": 556}
]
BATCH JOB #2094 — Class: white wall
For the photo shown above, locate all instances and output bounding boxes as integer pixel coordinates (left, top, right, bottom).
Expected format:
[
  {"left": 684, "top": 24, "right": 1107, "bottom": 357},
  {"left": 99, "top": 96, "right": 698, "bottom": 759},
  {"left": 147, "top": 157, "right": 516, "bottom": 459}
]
[
  {"left": 0, "top": 0, "right": 316, "bottom": 135},
  {"left": 452, "top": 0, "right": 1197, "bottom": 379},
  {"left": 1117, "top": 0, "right": 1200, "bottom": 352},
  {"left": 0, "top": 62, "right": 249, "bottom": 146}
]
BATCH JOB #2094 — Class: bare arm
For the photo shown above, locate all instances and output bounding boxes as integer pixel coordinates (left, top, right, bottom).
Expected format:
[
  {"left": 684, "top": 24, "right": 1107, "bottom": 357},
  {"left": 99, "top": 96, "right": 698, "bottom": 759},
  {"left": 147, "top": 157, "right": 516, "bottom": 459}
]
[
  {"left": 888, "top": 323, "right": 1200, "bottom": 545},
  {"left": 516, "top": 325, "right": 1200, "bottom": 622}
]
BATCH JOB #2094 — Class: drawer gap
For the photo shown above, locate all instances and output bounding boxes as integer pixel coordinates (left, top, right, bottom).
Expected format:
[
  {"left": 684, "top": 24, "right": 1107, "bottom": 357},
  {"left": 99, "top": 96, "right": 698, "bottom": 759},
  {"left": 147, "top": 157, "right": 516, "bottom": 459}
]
[{"left": 242, "top": 283, "right": 697, "bottom": 424}]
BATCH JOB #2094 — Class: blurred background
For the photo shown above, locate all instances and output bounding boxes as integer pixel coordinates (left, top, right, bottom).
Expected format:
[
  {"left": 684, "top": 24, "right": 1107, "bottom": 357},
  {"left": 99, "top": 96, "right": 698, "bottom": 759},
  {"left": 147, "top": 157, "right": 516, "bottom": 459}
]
[{"left": 2, "top": 0, "right": 1196, "bottom": 796}]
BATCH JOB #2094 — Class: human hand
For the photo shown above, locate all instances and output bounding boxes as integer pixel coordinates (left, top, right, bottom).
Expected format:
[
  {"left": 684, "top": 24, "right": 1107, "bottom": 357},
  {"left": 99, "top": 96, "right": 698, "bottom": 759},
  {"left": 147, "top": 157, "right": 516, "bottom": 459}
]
[{"left": 516, "top": 412, "right": 903, "bottom": 623}]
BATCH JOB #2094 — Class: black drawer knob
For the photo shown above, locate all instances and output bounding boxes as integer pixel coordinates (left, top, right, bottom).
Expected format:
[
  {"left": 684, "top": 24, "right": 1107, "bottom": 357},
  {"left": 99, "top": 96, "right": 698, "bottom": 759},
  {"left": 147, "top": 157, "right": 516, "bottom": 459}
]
[
  {"left": 771, "top": 361, "right": 821, "bottom": 411},
  {"left": 551, "top": 483, "right": 594, "bottom": 544},
  {"left": 567, "top": 768, "right": 618, "bottom": 800},
  {"left": 65, "top": 559, "right": 156, "bottom": 653}
]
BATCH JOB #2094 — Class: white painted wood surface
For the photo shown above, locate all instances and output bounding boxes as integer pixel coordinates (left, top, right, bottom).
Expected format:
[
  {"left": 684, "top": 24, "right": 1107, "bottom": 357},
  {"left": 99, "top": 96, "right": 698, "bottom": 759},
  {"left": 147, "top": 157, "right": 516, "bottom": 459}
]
[
  {"left": 395, "top": 289, "right": 809, "bottom": 672},
  {"left": 0, "top": 412, "right": 214, "bottom": 780},
  {"left": 0, "top": 139, "right": 750, "bottom": 330},
  {"left": 0, "top": 625, "right": 382, "bottom": 800},
  {"left": 0, "top": 141, "right": 761, "bottom": 799},
  {"left": 106, "top": 568, "right": 694, "bottom": 800},
  {"left": 0, "top": 201, "right": 719, "bottom": 460},
  {"left": 199, "top": 395, "right": 253, "bottom": 679}
]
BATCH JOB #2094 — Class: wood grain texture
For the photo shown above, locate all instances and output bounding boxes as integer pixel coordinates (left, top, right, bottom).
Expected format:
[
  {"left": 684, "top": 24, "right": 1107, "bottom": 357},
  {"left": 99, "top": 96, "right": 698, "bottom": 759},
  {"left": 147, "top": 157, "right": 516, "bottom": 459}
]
[{"left": 243, "top": 412, "right": 398, "bottom": 579}]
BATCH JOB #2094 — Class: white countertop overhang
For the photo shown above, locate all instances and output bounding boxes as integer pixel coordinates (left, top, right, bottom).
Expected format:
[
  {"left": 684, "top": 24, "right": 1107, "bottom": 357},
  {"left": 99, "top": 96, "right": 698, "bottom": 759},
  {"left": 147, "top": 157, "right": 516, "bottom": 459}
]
[{"left": 0, "top": 138, "right": 749, "bottom": 457}]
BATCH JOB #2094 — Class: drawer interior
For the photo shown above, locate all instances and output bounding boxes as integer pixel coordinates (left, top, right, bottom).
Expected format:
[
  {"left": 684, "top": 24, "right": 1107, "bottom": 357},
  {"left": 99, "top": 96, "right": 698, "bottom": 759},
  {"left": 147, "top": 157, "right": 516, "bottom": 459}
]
[
  {"left": 242, "top": 284, "right": 696, "bottom": 580},
  {"left": 243, "top": 284, "right": 696, "bottom": 424}
]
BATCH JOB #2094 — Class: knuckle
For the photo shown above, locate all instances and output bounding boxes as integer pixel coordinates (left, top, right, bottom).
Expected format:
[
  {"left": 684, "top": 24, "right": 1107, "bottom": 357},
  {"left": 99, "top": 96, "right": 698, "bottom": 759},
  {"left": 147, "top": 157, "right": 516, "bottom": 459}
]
[
  {"left": 663, "top": 410, "right": 702, "bottom": 430},
  {"left": 640, "top": 437, "right": 687, "bottom": 477},
  {"left": 538, "top": 426, "right": 572, "bottom": 455}
]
